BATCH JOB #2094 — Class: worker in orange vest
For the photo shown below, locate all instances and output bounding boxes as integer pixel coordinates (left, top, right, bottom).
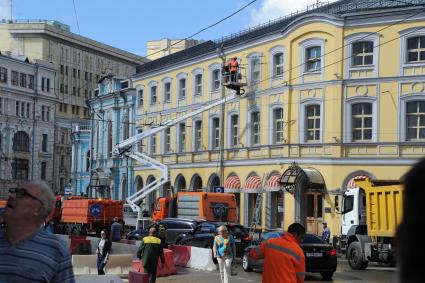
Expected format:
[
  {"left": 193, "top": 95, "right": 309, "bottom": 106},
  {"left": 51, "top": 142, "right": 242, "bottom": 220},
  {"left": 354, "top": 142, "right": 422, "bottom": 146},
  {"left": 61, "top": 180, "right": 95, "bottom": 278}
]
[
  {"left": 249, "top": 223, "right": 306, "bottom": 283},
  {"left": 227, "top": 57, "right": 238, "bottom": 83}
]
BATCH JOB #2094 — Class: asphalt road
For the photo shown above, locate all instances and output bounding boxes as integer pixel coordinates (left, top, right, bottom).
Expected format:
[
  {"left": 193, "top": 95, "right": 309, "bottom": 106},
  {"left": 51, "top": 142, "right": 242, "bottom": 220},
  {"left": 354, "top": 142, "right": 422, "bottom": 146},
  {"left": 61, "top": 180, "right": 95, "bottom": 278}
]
[{"left": 157, "top": 259, "right": 398, "bottom": 283}]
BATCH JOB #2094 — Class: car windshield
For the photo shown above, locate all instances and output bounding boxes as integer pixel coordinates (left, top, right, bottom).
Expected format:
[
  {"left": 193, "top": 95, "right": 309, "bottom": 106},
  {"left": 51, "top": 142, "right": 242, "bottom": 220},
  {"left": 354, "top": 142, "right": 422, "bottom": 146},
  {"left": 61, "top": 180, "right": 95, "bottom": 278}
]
[{"left": 303, "top": 233, "right": 326, "bottom": 244}]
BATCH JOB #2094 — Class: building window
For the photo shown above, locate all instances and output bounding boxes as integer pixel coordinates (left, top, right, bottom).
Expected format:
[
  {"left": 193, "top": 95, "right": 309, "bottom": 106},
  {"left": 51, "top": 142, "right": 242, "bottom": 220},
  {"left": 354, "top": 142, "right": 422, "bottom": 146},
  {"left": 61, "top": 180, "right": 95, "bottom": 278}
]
[
  {"left": 15, "top": 101, "right": 19, "bottom": 116},
  {"left": 178, "top": 123, "right": 186, "bottom": 153},
  {"left": 164, "top": 128, "right": 171, "bottom": 153},
  {"left": 273, "top": 53, "right": 284, "bottom": 77},
  {"left": 42, "top": 106, "right": 46, "bottom": 121},
  {"left": 72, "top": 86, "right": 76, "bottom": 96},
  {"left": 42, "top": 134, "right": 48, "bottom": 152},
  {"left": 195, "top": 74, "right": 202, "bottom": 96},
  {"left": 65, "top": 84, "right": 68, "bottom": 94},
  {"left": 12, "top": 158, "right": 29, "bottom": 180},
  {"left": 150, "top": 86, "right": 157, "bottom": 105},
  {"left": 85, "top": 71, "right": 88, "bottom": 81},
  {"left": 138, "top": 89, "right": 144, "bottom": 107},
  {"left": 137, "top": 129, "right": 143, "bottom": 152},
  {"left": 60, "top": 155, "right": 65, "bottom": 167},
  {"left": 13, "top": 131, "right": 30, "bottom": 152},
  {"left": 251, "top": 111, "right": 260, "bottom": 146},
  {"left": 65, "top": 66, "right": 69, "bottom": 76},
  {"left": 11, "top": 71, "right": 18, "bottom": 86},
  {"left": 0, "top": 97, "right": 2, "bottom": 114},
  {"left": 194, "top": 120, "right": 202, "bottom": 151},
  {"left": 19, "top": 73, "right": 26, "bottom": 87},
  {"left": 306, "top": 46, "right": 321, "bottom": 72},
  {"left": 0, "top": 67, "right": 7, "bottom": 83},
  {"left": 352, "top": 41, "right": 374, "bottom": 66},
  {"left": 108, "top": 121, "right": 113, "bottom": 157},
  {"left": 250, "top": 57, "right": 261, "bottom": 85},
  {"left": 123, "top": 116, "right": 129, "bottom": 140},
  {"left": 150, "top": 134, "right": 157, "bottom": 155},
  {"left": 28, "top": 75, "right": 34, "bottom": 89},
  {"left": 305, "top": 105, "right": 321, "bottom": 142},
  {"left": 164, "top": 82, "right": 171, "bottom": 103},
  {"left": 352, "top": 103, "right": 373, "bottom": 141},
  {"left": 26, "top": 103, "right": 30, "bottom": 118},
  {"left": 230, "top": 115, "right": 239, "bottom": 148},
  {"left": 406, "top": 100, "right": 425, "bottom": 140},
  {"left": 407, "top": 36, "right": 425, "bottom": 63},
  {"left": 42, "top": 78, "right": 50, "bottom": 92},
  {"left": 41, "top": 162, "right": 47, "bottom": 180},
  {"left": 179, "top": 78, "right": 186, "bottom": 99},
  {"left": 212, "top": 117, "right": 220, "bottom": 149},
  {"left": 212, "top": 69, "right": 220, "bottom": 91},
  {"left": 21, "top": 103, "right": 24, "bottom": 118},
  {"left": 72, "top": 68, "right": 76, "bottom": 78},
  {"left": 273, "top": 108, "right": 284, "bottom": 144}
]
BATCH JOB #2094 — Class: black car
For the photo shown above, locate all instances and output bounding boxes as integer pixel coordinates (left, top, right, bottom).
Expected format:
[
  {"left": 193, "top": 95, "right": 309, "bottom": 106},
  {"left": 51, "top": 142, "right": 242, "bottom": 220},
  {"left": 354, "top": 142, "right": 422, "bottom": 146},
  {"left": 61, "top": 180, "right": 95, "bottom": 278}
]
[
  {"left": 175, "top": 221, "right": 250, "bottom": 258},
  {"left": 127, "top": 218, "right": 202, "bottom": 243},
  {"left": 242, "top": 232, "right": 337, "bottom": 280}
]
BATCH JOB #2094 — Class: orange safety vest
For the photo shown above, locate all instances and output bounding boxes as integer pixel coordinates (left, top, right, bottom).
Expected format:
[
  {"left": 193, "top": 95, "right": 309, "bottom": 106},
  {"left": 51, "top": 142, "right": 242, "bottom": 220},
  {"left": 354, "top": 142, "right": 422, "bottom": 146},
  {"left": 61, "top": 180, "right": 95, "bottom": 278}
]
[
  {"left": 249, "top": 232, "right": 305, "bottom": 283},
  {"left": 230, "top": 60, "right": 238, "bottom": 72}
]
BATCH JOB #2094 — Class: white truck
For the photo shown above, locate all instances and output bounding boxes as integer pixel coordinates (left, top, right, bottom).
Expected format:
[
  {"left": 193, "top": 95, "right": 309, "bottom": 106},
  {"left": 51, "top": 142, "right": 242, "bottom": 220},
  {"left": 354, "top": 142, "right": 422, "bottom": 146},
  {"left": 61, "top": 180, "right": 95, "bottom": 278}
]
[{"left": 335, "top": 177, "right": 403, "bottom": 270}]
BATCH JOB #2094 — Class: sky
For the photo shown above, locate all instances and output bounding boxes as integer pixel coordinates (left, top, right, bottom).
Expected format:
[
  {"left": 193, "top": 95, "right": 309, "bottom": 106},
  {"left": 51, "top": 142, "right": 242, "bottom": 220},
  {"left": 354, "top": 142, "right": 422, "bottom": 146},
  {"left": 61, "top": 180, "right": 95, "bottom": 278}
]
[{"left": 0, "top": 0, "right": 337, "bottom": 58}]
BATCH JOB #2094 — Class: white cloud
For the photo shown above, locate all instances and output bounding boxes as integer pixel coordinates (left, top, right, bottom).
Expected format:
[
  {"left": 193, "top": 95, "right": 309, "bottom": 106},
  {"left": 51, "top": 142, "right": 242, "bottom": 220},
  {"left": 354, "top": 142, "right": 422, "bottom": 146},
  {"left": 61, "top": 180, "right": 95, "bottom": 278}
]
[
  {"left": 0, "top": 0, "right": 11, "bottom": 20},
  {"left": 249, "top": 0, "right": 338, "bottom": 27}
]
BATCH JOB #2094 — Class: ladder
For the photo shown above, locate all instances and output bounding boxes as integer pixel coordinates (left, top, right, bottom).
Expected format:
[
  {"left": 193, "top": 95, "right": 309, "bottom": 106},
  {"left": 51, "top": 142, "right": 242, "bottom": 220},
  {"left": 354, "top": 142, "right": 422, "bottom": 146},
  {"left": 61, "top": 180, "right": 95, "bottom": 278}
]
[{"left": 248, "top": 174, "right": 267, "bottom": 240}]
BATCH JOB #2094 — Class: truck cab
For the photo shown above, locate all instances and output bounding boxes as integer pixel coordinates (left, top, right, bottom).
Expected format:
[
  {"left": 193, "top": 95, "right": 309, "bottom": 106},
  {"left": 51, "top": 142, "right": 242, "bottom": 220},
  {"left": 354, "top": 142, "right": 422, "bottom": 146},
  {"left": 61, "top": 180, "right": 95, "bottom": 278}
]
[{"left": 341, "top": 188, "right": 367, "bottom": 236}]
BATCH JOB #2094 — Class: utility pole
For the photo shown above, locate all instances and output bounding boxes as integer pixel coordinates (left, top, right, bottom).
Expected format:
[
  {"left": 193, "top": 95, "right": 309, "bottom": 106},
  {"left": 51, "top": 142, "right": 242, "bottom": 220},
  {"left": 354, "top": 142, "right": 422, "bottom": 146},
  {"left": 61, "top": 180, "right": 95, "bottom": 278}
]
[{"left": 218, "top": 45, "right": 226, "bottom": 186}]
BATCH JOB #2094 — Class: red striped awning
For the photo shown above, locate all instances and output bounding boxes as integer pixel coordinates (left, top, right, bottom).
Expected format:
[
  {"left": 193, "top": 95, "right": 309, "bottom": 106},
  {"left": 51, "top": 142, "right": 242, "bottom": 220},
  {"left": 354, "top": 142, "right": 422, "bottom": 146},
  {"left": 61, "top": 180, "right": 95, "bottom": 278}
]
[
  {"left": 243, "top": 175, "right": 261, "bottom": 193},
  {"left": 224, "top": 175, "right": 241, "bottom": 193},
  {"left": 347, "top": 176, "right": 368, "bottom": 189},
  {"left": 266, "top": 174, "right": 281, "bottom": 191}
]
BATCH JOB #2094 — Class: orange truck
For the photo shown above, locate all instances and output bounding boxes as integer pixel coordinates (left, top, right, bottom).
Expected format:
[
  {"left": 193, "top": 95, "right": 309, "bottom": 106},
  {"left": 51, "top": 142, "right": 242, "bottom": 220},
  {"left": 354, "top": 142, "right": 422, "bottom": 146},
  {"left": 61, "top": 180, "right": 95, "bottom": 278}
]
[
  {"left": 152, "top": 192, "right": 238, "bottom": 222},
  {"left": 0, "top": 200, "right": 6, "bottom": 224},
  {"left": 48, "top": 196, "right": 124, "bottom": 236}
]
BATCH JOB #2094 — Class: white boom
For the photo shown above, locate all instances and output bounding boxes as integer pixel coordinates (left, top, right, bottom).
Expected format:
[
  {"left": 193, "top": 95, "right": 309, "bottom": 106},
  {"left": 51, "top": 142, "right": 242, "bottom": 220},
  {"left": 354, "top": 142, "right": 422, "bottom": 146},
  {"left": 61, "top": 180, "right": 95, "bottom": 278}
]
[{"left": 113, "top": 93, "right": 239, "bottom": 217}]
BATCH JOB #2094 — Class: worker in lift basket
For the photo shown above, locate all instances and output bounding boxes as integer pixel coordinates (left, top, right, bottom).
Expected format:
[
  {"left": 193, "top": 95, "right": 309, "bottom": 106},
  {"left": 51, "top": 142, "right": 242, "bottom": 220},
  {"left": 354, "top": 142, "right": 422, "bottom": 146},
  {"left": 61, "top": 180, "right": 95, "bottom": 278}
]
[
  {"left": 249, "top": 223, "right": 306, "bottom": 283},
  {"left": 226, "top": 57, "right": 239, "bottom": 83}
]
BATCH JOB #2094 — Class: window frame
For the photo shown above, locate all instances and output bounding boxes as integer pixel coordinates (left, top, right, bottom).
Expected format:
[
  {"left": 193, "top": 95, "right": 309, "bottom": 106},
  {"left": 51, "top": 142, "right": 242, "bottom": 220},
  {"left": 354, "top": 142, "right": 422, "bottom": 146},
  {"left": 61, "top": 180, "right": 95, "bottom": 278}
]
[
  {"left": 177, "top": 123, "right": 186, "bottom": 153},
  {"left": 208, "top": 63, "right": 222, "bottom": 93},
  {"left": 399, "top": 28, "right": 425, "bottom": 75},
  {"left": 248, "top": 52, "right": 262, "bottom": 88},
  {"left": 248, "top": 109, "right": 261, "bottom": 146},
  {"left": 209, "top": 116, "right": 220, "bottom": 150},
  {"left": 268, "top": 45, "right": 285, "bottom": 81},
  {"left": 406, "top": 35, "right": 425, "bottom": 63},
  {"left": 0, "top": 67, "right": 7, "bottom": 83},
  {"left": 163, "top": 128, "right": 172, "bottom": 154},
  {"left": 299, "top": 38, "right": 325, "bottom": 82},
  {"left": 227, "top": 112, "right": 239, "bottom": 148},
  {"left": 345, "top": 33, "right": 380, "bottom": 78},
  {"left": 269, "top": 106, "right": 285, "bottom": 145},
  {"left": 299, "top": 99, "right": 324, "bottom": 144},
  {"left": 148, "top": 81, "right": 158, "bottom": 105},
  {"left": 192, "top": 119, "right": 203, "bottom": 152},
  {"left": 345, "top": 96, "right": 377, "bottom": 143},
  {"left": 399, "top": 95, "right": 425, "bottom": 142}
]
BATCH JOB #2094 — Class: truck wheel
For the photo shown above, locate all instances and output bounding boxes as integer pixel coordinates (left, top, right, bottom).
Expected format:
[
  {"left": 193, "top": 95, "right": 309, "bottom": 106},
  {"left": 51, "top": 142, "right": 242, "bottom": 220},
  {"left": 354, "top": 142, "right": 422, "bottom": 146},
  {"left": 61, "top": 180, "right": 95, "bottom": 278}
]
[
  {"left": 320, "top": 272, "right": 334, "bottom": 280},
  {"left": 242, "top": 253, "right": 253, "bottom": 272},
  {"left": 348, "top": 242, "right": 369, "bottom": 270}
]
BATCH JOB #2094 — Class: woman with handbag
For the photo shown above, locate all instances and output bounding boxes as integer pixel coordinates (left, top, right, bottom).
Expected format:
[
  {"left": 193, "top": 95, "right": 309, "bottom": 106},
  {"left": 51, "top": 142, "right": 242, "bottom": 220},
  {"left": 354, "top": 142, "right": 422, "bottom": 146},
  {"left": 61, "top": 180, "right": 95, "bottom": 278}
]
[
  {"left": 213, "top": 225, "right": 236, "bottom": 283},
  {"left": 96, "top": 230, "right": 112, "bottom": 275}
]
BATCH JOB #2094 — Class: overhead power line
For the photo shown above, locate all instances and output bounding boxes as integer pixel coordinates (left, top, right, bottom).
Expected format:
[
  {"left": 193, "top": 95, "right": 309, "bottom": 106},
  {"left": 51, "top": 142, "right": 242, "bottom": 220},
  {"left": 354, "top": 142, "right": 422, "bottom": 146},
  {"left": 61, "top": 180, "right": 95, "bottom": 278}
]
[
  {"left": 145, "top": 0, "right": 258, "bottom": 59},
  {"left": 72, "top": 0, "right": 81, "bottom": 35}
]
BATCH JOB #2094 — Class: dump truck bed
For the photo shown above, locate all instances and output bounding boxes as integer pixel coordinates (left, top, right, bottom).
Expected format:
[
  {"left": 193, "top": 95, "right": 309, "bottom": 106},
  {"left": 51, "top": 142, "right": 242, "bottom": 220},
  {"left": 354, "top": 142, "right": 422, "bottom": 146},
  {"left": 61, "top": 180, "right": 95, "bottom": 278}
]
[
  {"left": 355, "top": 178, "right": 403, "bottom": 237},
  {"left": 61, "top": 199, "right": 123, "bottom": 224}
]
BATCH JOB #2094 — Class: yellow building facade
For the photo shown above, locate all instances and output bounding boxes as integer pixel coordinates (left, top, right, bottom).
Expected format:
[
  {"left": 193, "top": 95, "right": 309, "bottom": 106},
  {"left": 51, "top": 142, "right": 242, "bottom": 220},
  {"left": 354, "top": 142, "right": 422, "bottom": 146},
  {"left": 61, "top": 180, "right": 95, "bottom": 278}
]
[{"left": 132, "top": 1, "right": 425, "bottom": 237}]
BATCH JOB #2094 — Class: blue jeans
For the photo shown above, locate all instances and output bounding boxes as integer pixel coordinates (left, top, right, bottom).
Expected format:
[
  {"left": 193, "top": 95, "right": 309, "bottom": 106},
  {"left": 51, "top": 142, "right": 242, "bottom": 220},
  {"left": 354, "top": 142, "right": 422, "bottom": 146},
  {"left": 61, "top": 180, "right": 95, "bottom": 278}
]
[{"left": 97, "top": 255, "right": 106, "bottom": 275}]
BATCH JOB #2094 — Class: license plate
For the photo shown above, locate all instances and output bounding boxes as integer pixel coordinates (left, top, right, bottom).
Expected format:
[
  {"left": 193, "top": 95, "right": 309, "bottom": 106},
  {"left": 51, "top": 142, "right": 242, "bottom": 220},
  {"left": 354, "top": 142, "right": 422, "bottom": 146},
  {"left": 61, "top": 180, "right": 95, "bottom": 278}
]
[
  {"left": 234, "top": 239, "right": 241, "bottom": 243},
  {"left": 306, "top": 252, "right": 323, "bottom": 258}
]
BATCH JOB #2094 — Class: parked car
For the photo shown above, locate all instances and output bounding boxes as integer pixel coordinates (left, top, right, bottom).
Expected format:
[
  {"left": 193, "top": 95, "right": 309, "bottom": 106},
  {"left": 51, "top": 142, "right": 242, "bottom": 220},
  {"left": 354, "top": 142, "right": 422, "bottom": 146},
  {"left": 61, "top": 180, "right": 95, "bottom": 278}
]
[
  {"left": 127, "top": 218, "right": 202, "bottom": 243},
  {"left": 175, "top": 221, "right": 250, "bottom": 258},
  {"left": 242, "top": 232, "right": 337, "bottom": 280}
]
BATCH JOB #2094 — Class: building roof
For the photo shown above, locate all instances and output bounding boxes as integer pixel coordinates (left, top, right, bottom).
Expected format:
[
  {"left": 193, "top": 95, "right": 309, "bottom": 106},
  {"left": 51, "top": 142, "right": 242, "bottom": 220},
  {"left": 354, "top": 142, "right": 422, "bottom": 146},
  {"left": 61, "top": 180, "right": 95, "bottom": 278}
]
[{"left": 136, "top": 0, "right": 425, "bottom": 76}]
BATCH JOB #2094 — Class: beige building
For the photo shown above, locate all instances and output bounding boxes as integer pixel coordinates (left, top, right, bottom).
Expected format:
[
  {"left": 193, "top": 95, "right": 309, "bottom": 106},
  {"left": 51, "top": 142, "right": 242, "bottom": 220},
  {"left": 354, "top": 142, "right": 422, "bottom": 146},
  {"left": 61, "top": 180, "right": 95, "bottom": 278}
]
[
  {"left": 0, "top": 20, "right": 148, "bottom": 193},
  {"left": 147, "top": 39, "right": 199, "bottom": 60}
]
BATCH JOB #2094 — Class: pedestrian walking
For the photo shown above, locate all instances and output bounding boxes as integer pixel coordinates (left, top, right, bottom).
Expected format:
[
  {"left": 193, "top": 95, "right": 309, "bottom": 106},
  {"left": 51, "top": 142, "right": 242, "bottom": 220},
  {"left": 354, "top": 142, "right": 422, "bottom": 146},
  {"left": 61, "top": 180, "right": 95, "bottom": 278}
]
[
  {"left": 322, "top": 221, "right": 330, "bottom": 243},
  {"left": 213, "top": 225, "right": 236, "bottom": 283},
  {"left": 110, "top": 216, "right": 122, "bottom": 242},
  {"left": 250, "top": 222, "right": 306, "bottom": 283},
  {"left": 96, "top": 230, "right": 112, "bottom": 275},
  {"left": 137, "top": 227, "right": 165, "bottom": 283},
  {"left": 0, "top": 181, "right": 75, "bottom": 282}
]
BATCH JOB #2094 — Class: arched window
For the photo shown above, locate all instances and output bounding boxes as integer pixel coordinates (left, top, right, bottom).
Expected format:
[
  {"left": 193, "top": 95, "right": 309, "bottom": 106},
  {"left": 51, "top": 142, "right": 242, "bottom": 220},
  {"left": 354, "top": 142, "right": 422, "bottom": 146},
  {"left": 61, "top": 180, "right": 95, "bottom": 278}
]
[{"left": 13, "top": 131, "right": 30, "bottom": 152}]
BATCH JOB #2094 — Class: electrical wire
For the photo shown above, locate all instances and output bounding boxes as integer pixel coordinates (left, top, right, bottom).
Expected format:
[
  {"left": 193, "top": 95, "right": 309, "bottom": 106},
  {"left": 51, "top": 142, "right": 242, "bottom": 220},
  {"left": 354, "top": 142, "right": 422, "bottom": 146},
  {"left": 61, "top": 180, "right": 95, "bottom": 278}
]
[
  {"left": 144, "top": 0, "right": 258, "bottom": 59},
  {"left": 72, "top": 0, "right": 81, "bottom": 35}
]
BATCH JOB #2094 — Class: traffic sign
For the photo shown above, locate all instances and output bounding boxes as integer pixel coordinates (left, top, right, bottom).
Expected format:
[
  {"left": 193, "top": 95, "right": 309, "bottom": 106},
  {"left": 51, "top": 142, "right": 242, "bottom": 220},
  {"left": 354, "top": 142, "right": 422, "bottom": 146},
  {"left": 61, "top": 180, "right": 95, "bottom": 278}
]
[
  {"left": 89, "top": 204, "right": 102, "bottom": 217},
  {"left": 214, "top": 186, "right": 224, "bottom": 193}
]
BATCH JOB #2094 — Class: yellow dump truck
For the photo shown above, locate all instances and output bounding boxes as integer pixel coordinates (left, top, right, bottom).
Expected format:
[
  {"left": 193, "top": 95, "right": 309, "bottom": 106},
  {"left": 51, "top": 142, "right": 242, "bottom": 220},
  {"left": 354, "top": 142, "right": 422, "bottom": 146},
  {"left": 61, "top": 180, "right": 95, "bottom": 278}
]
[{"left": 336, "top": 177, "right": 403, "bottom": 270}]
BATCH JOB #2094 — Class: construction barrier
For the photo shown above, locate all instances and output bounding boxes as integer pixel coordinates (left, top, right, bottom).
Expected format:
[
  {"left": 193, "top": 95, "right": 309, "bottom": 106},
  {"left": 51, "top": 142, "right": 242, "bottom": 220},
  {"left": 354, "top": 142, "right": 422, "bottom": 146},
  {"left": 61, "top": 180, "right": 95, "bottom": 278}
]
[
  {"left": 188, "top": 246, "right": 216, "bottom": 271},
  {"left": 75, "top": 275, "right": 123, "bottom": 283},
  {"left": 72, "top": 254, "right": 133, "bottom": 276},
  {"left": 70, "top": 238, "right": 92, "bottom": 255},
  {"left": 132, "top": 249, "right": 177, "bottom": 277},
  {"left": 169, "top": 245, "right": 191, "bottom": 267},
  {"left": 128, "top": 271, "right": 149, "bottom": 283}
]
